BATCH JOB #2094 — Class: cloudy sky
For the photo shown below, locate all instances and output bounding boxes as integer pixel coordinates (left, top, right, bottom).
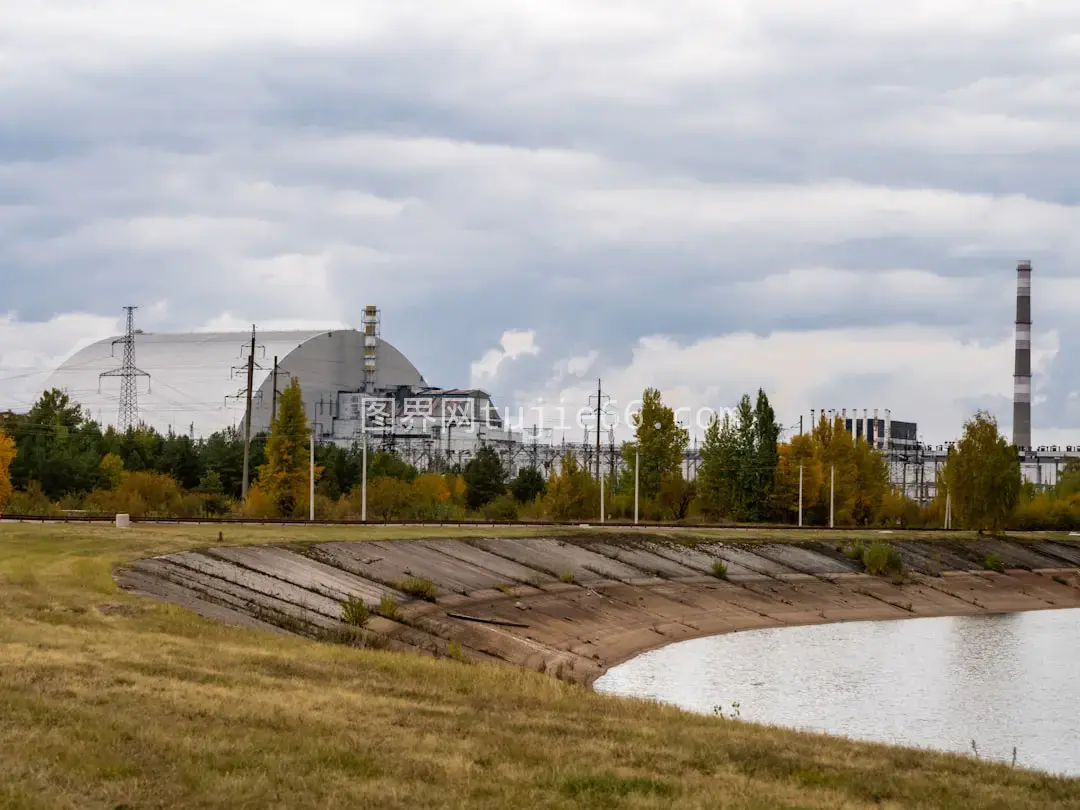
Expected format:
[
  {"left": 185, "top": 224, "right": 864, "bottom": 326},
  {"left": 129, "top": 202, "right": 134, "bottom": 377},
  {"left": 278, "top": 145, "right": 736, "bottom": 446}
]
[{"left": 3, "top": 0, "right": 1079, "bottom": 444}]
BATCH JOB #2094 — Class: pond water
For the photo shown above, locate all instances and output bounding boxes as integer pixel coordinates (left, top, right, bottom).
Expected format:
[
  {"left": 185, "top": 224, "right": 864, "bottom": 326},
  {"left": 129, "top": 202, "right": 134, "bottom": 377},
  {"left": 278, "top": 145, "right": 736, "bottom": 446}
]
[{"left": 595, "top": 609, "right": 1080, "bottom": 776}]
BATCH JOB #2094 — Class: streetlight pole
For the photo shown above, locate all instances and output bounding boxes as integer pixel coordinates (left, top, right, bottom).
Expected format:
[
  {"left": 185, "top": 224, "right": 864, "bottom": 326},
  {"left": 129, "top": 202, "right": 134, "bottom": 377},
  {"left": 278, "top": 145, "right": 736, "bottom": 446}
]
[
  {"left": 634, "top": 447, "right": 640, "bottom": 525},
  {"left": 600, "top": 469, "right": 605, "bottom": 525},
  {"left": 798, "top": 464, "right": 803, "bottom": 528},
  {"left": 829, "top": 465, "right": 835, "bottom": 529},
  {"left": 310, "top": 420, "right": 315, "bottom": 521},
  {"left": 361, "top": 430, "right": 368, "bottom": 522}
]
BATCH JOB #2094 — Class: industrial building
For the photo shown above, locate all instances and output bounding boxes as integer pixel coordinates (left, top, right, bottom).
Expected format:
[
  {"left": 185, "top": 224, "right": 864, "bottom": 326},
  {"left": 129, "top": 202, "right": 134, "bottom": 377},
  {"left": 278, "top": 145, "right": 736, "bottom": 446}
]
[{"left": 42, "top": 307, "right": 518, "bottom": 469}]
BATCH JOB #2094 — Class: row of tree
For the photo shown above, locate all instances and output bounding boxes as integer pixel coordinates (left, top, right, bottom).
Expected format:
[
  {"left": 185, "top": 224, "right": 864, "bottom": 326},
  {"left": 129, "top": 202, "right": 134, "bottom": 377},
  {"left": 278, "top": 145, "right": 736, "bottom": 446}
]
[{"left": 0, "top": 383, "right": 1063, "bottom": 531}]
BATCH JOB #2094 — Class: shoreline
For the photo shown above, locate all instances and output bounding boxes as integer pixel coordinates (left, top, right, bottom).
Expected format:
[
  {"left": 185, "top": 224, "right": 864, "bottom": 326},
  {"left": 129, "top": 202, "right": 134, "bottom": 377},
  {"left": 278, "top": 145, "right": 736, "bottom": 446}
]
[
  {"left": 587, "top": 587, "right": 1080, "bottom": 687},
  {"left": 115, "top": 533, "right": 1080, "bottom": 686}
]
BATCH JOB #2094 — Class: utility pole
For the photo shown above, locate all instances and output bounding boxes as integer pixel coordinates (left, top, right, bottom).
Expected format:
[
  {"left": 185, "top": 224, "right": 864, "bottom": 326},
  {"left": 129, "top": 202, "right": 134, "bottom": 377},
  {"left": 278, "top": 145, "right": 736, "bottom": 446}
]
[
  {"left": 271, "top": 356, "right": 279, "bottom": 424},
  {"left": 99, "top": 306, "right": 150, "bottom": 432},
  {"left": 595, "top": 378, "right": 602, "bottom": 482},
  {"left": 600, "top": 468, "right": 605, "bottom": 525},
  {"left": 829, "top": 465, "right": 835, "bottom": 529},
  {"left": 634, "top": 447, "right": 640, "bottom": 525},
  {"left": 310, "top": 419, "right": 316, "bottom": 522},
  {"left": 241, "top": 326, "right": 256, "bottom": 500},
  {"left": 361, "top": 430, "right": 368, "bottom": 522},
  {"left": 798, "top": 464, "right": 803, "bottom": 528},
  {"left": 587, "top": 379, "right": 611, "bottom": 483}
]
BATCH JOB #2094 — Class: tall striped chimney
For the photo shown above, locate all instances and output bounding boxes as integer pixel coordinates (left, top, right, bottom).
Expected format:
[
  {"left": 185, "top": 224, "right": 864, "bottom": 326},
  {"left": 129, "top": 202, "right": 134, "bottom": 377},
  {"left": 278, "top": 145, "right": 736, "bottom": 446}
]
[{"left": 1013, "top": 260, "right": 1032, "bottom": 450}]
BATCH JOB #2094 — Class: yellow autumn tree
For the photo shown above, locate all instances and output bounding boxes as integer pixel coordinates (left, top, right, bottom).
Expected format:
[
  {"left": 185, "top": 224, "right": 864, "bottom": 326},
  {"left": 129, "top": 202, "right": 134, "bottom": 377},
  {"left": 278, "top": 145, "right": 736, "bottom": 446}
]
[
  {"left": 254, "top": 378, "right": 319, "bottom": 517},
  {"left": 0, "top": 429, "right": 16, "bottom": 515},
  {"left": 412, "top": 472, "right": 456, "bottom": 520},
  {"left": 773, "top": 415, "right": 888, "bottom": 526}
]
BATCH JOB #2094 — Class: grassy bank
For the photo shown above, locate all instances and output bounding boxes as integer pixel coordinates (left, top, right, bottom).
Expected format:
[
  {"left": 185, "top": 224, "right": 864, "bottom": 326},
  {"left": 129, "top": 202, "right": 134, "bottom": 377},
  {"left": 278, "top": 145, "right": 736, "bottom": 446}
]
[{"left": 0, "top": 524, "right": 1077, "bottom": 809}]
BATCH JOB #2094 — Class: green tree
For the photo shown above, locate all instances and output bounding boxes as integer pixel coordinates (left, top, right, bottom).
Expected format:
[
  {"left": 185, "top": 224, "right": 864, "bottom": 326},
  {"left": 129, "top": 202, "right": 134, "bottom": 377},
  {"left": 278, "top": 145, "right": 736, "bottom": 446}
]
[
  {"left": 510, "top": 466, "right": 546, "bottom": 504},
  {"left": 752, "top": 389, "right": 780, "bottom": 516},
  {"left": 943, "top": 411, "right": 1021, "bottom": 532},
  {"left": 255, "top": 378, "right": 314, "bottom": 517},
  {"left": 621, "top": 388, "right": 688, "bottom": 500},
  {"left": 368, "top": 451, "right": 417, "bottom": 482},
  {"left": 315, "top": 443, "right": 364, "bottom": 498},
  {"left": 696, "top": 412, "right": 738, "bottom": 519},
  {"left": 463, "top": 445, "right": 506, "bottom": 510},
  {"left": 8, "top": 389, "right": 103, "bottom": 497}
]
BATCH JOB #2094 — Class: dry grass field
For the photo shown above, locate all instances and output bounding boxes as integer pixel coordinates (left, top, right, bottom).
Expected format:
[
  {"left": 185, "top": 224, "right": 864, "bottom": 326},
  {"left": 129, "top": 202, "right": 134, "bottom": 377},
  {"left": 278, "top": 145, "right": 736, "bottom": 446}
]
[{"left": 0, "top": 522, "right": 1077, "bottom": 809}]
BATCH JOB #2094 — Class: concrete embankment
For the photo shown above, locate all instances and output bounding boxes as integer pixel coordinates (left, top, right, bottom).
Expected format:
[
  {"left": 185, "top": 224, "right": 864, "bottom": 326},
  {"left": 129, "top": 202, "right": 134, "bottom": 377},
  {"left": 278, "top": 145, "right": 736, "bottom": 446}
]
[{"left": 116, "top": 534, "right": 1080, "bottom": 684}]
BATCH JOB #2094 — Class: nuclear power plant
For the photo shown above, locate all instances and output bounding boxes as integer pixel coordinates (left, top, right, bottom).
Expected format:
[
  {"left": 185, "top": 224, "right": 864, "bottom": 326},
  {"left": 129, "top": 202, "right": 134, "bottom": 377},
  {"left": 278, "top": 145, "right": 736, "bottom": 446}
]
[{"left": 27, "top": 261, "right": 1068, "bottom": 500}]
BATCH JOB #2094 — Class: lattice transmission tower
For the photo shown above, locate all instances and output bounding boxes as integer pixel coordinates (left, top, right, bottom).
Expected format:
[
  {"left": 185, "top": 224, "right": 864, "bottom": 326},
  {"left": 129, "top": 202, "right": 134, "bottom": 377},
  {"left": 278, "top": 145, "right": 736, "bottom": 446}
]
[{"left": 99, "top": 306, "right": 151, "bottom": 432}]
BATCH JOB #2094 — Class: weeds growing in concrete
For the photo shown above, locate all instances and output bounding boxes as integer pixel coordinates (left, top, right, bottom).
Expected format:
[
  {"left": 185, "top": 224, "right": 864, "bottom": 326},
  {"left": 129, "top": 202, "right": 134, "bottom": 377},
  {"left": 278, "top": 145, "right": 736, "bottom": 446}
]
[
  {"left": 983, "top": 553, "right": 1006, "bottom": 573},
  {"left": 559, "top": 571, "right": 576, "bottom": 585},
  {"left": 340, "top": 596, "right": 370, "bottom": 627},
  {"left": 862, "top": 541, "right": 903, "bottom": 576},
  {"left": 395, "top": 577, "right": 438, "bottom": 601},
  {"left": 377, "top": 595, "right": 401, "bottom": 620},
  {"left": 711, "top": 561, "right": 729, "bottom": 580}
]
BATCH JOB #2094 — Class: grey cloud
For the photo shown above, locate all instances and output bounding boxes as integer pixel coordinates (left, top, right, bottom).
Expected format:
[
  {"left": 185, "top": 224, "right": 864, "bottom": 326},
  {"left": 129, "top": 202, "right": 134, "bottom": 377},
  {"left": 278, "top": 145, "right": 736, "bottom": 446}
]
[{"left": 3, "top": 2, "right": 1080, "bottom": 440}]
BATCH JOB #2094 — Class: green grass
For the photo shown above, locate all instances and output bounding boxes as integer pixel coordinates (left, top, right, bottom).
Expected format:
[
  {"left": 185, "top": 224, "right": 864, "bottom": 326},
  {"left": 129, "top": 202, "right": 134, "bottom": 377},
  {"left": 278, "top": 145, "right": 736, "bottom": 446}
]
[
  {"left": 558, "top": 571, "right": 576, "bottom": 584},
  {"left": 711, "top": 560, "right": 729, "bottom": 580},
  {"left": 0, "top": 523, "right": 1076, "bottom": 809},
  {"left": 394, "top": 576, "right": 438, "bottom": 601},
  {"left": 984, "top": 553, "right": 1007, "bottom": 573}
]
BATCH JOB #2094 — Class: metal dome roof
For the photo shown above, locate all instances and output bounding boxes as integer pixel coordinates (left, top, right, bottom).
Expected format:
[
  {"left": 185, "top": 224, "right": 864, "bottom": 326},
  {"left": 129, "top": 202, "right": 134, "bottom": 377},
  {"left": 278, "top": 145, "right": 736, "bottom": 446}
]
[{"left": 43, "top": 329, "right": 427, "bottom": 437}]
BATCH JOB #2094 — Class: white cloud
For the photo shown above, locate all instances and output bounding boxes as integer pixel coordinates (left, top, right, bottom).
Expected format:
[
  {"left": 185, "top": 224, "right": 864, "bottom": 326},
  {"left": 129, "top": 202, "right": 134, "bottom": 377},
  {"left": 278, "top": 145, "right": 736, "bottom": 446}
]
[
  {"left": 470, "top": 330, "right": 541, "bottom": 386},
  {"left": 518, "top": 325, "right": 1060, "bottom": 445},
  {"left": 566, "top": 351, "right": 599, "bottom": 377}
]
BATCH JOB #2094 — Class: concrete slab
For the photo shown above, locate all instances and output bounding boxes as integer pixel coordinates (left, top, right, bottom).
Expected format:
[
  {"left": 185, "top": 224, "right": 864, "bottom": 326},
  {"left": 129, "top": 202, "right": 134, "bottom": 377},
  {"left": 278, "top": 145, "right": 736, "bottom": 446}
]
[
  {"left": 699, "top": 544, "right": 798, "bottom": 576},
  {"left": 640, "top": 541, "right": 761, "bottom": 578},
  {"left": 753, "top": 544, "right": 859, "bottom": 575},
  {"left": 586, "top": 543, "right": 700, "bottom": 579},
  {"left": 474, "top": 537, "right": 657, "bottom": 583},
  {"left": 1034, "top": 541, "right": 1080, "bottom": 567},
  {"left": 417, "top": 539, "right": 557, "bottom": 586},
  {"left": 206, "top": 546, "right": 398, "bottom": 606}
]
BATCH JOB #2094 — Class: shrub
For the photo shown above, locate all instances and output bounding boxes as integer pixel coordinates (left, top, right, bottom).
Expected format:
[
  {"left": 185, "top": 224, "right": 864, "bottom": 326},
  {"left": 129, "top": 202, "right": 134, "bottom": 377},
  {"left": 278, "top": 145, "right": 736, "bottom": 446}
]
[
  {"left": 482, "top": 493, "right": 519, "bottom": 521},
  {"left": 862, "top": 541, "right": 903, "bottom": 576},
  {"left": 711, "top": 560, "right": 729, "bottom": 580},
  {"left": 241, "top": 483, "right": 278, "bottom": 519},
  {"left": 559, "top": 571, "right": 576, "bottom": 584},
  {"left": 447, "top": 641, "right": 465, "bottom": 662},
  {"left": 341, "top": 596, "right": 370, "bottom": 627},
  {"left": 377, "top": 595, "right": 400, "bottom": 620},
  {"left": 843, "top": 540, "right": 865, "bottom": 561},
  {"left": 395, "top": 577, "right": 438, "bottom": 601},
  {"left": 983, "top": 553, "right": 1006, "bottom": 573},
  {"left": 5, "top": 482, "right": 59, "bottom": 516},
  {"left": 364, "top": 477, "right": 415, "bottom": 521}
]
